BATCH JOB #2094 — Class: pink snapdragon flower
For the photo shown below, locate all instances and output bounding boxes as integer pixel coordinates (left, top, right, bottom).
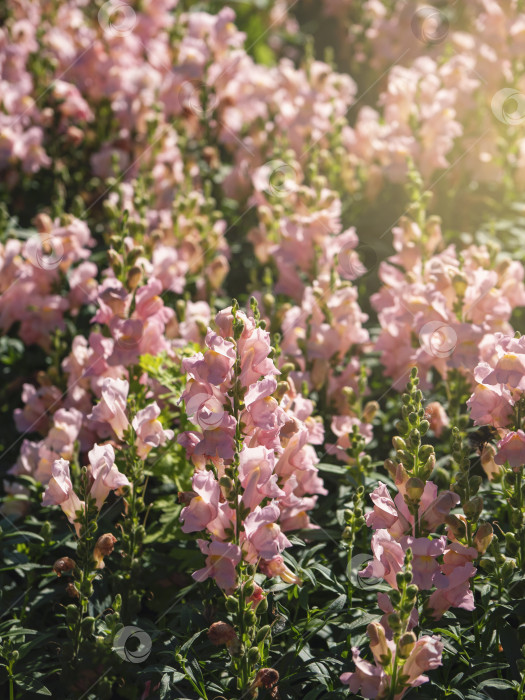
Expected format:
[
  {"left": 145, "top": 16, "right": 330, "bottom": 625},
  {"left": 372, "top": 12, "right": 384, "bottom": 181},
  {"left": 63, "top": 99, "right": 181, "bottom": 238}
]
[
  {"left": 193, "top": 540, "right": 241, "bottom": 593},
  {"left": 238, "top": 446, "right": 284, "bottom": 509},
  {"left": 181, "top": 470, "right": 221, "bottom": 533},
  {"left": 259, "top": 555, "right": 302, "bottom": 585},
  {"left": 340, "top": 647, "right": 388, "bottom": 698},
  {"left": 42, "top": 459, "right": 84, "bottom": 534},
  {"left": 360, "top": 529, "right": 405, "bottom": 589},
  {"left": 401, "top": 635, "right": 444, "bottom": 686},
  {"left": 88, "top": 443, "right": 130, "bottom": 508},
  {"left": 428, "top": 562, "right": 476, "bottom": 618},
  {"left": 401, "top": 535, "right": 446, "bottom": 589},
  {"left": 243, "top": 503, "right": 291, "bottom": 562},
  {"left": 45, "top": 407, "right": 83, "bottom": 459},
  {"left": 132, "top": 402, "right": 174, "bottom": 458},
  {"left": 365, "top": 481, "right": 459, "bottom": 537},
  {"left": 425, "top": 401, "right": 449, "bottom": 436},
  {"left": 89, "top": 378, "right": 129, "bottom": 439},
  {"left": 180, "top": 307, "right": 325, "bottom": 590},
  {"left": 494, "top": 430, "right": 525, "bottom": 468}
]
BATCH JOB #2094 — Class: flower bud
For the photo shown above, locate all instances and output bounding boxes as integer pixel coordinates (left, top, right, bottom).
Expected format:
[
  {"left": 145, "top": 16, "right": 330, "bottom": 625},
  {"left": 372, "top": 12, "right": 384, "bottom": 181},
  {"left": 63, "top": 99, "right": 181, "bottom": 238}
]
[
  {"left": 363, "top": 401, "right": 379, "bottom": 423},
  {"left": 247, "top": 646, "right": 260, "bottom": 664},
  {"left": 256, "top": 597, "right": 268, "bottom": 614},
  {"left": 405, "top": 477, "right": 425, "bottom": 501},
  {"left": 53, "top": 557, "right": 76, "bottom": 577},
  {"left": 469, "top": 475, "right": 482, "bottom": 495},
  {"left": 463, "top": 496, "right": 483, "bottom": 521},
  {"left": 93, "top": 533, "right": 117, "bottom": 570},
  {"left": 34, "top": 213, "right": 53, "bottom": 233},
  {"left": 418, "top": 445, "right": 434, "bottom": 462},
  {"left": 392, "top": 437, "right": 406, "bottom": 451},
  {"left": 474, "top": 522, "right": 493, "bottom": 554},
  {"left": 126, "top": 246, "right": 144, "bottom": 266},
  {"left": 387, "top": 613, "right": 401, "bottom": 632},
  {"left": 406, "top": 584, "right": 418, "bottom": 599},
  {"left": 445, "top": 514, "right": 466, "bottom": 540},
  {"left": 81, "top": 616, "right": 95, "bottom": 636},
  {"left": 243, "top": 580, "right": 255, "bottom": 598},
  {"left": 367, "top": 622, "right": 391, "bottom": 666},
  {"left": 398, "top": 632, "right": 417, "bottom": 658},
  {"left": 452, "top": 273, "right": 468, "bottom": 297},
  {"left": 226, "top": 596, "right": 238, "bottom": 613},
  {"left": 501, "top": 560, "right": 516, "bottom": 578},
  {"left": 126, "top": 265, "right": 142, "bottom": 291},
  {"left": 256, "top": 625, "right": 271, "bottom": 644},
  {"left": 342, "top": 526, "right": 353, "bottom": 540},
  {"left": 479, "top": 558, "right": 495, "bottom": 573},
  {"left": 66, "top": 604, "right": 79, "bottom": 625},
  {"left": 108, "top": 249, "right": 122, "bottom": 272}
]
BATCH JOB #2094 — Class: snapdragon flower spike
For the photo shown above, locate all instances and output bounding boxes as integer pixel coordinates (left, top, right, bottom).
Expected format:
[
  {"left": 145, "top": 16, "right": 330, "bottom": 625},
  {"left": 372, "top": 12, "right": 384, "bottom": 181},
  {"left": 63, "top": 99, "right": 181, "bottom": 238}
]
[
  {"left": 179, "top": 306, "right": 325, "bottom": 591},
  {"left": 361, "top": 372, "right": 476, "bottom": 617}
]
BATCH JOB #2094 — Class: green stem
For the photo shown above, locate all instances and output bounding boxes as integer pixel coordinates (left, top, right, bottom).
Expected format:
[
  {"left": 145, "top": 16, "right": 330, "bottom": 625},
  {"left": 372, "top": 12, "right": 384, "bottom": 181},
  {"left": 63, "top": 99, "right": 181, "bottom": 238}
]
[{"left": 8, "top": 662, "right": 14, "bottom": 700}]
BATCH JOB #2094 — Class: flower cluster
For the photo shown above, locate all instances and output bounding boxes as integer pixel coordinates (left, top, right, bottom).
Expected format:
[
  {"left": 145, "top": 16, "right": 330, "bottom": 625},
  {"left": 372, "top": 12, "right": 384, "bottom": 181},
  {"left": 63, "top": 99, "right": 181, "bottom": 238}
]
[
  {"left": 467, "top": 333, "right": 525, "bottom": 470},
  {"left": 42, "top": 444, "right": 129, "bottom": 533},
  {"left": 179, "top": 305, "right": 324, "bottom": 592},
  {"left": 372, "top": 214, "right": 525, "bottom": 389}
]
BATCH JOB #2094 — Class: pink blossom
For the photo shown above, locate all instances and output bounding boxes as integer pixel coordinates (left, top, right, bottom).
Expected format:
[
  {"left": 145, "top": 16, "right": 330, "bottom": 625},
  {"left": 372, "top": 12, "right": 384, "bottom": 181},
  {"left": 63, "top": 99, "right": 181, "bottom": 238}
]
[
  {"left": 243, "top": 502, "right": 291, "bottom": 561},
  {"left": 495, "top": 430, "right": 525, "bottom": 468},
  {"left": 340, "top": 647, "right": 387, "bottom": 698},
  {"left": 45, "top": 407, "right": 83, "bottom": 458},
  {"left": 132, "top": 402, "right": 174, "bottom": 458},
  {"left": 89, "top": 378, "right": 129, "bottom": 439},
  {"left": 425, "top": 401, "right": 449, "bottom": 437},
  {"left": 441, "top": 542, "right": 478, "bottom": 576},
  {"left": 402, "top": 636, "right": 444, "bottom": 685},
  {"left": 360, "top": 529, "right": 405, "bottom": 589},
  {"left": 42, "top": 458, "right": 84, "bottom": 534},
  {"left": 259, "top": 555, "right": 301, "bottom": 584},
  {"left": 88, "top": 443, "right": 130, "bottom": 508},
  {"left": 401, "top": 536, "right": 446, "bottom": 590},
  {"left": 181, "top": 470, "right": 220, "bottom": 533},
  {"left": 428, "top": 563, "right": 476, "bottom": 618},
  {"left": 193, "top": 540, "right": 241, "bottom": 593},
  {"left": 467, "top": 383, "right": 513, "bottom": 428},
  {"left": 238, "top": 446, "right": 283, "bottom": 509}
]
